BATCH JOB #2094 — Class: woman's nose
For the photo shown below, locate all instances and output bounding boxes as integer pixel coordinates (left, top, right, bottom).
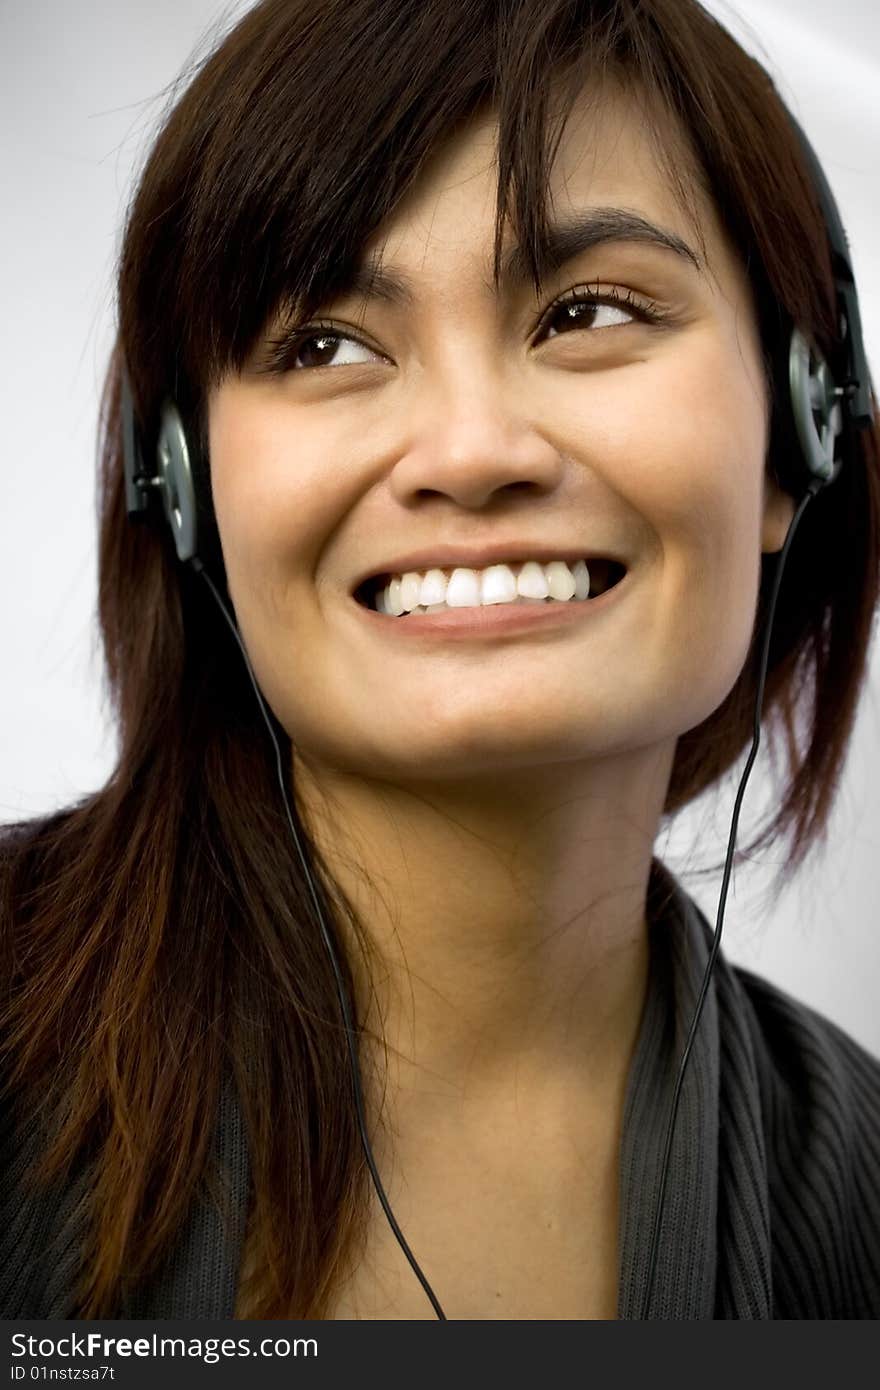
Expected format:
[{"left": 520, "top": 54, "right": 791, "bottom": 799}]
[{"left": 387, "top": 358, "right": 565, "bottom": 507}]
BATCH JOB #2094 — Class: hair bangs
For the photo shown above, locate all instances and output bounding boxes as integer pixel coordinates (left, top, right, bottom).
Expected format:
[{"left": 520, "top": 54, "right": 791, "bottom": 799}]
[{"left": 124, "top": 0, "right": 713, "bottom": 427}]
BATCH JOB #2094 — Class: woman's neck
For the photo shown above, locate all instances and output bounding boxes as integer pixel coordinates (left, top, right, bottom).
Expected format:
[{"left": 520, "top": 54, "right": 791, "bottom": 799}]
[{"left": 293, "top": 739, "right": 674, "bottom": 1106}]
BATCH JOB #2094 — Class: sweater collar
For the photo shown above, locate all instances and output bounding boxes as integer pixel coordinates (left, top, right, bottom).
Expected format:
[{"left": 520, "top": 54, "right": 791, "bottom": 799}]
[
  {"left": 122, "top": 856, "right": 772, "bottom": 1320},
  {"left": 616, "top": 856, "right": 771, "bottom": 1319}
]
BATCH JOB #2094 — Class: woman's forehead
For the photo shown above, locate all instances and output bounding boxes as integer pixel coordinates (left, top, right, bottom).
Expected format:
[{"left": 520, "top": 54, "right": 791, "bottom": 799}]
[{"left": 299, "top": 87, "right": 721, "bottom": 310}]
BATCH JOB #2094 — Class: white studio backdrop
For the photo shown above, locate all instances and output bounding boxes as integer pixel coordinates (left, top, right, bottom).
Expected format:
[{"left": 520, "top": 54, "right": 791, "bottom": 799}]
[{"left": 1, "top": 1, "right": 878, "bottom": 1051}]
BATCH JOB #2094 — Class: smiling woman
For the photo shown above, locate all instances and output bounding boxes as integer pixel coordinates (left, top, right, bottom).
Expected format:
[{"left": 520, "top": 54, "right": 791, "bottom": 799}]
[{"left": 1, "top": 0, "right": 880, "bottom": 1323}]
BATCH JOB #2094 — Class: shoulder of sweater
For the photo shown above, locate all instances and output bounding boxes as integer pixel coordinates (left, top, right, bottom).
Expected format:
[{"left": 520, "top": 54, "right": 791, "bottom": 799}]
[
  {"left": 661, "top": 857, "right": 880, "bottom": 1124},
  {"left": 727, "top": 956, "right": 880, "bottom": 1103},
  {"left": 724, "top": 958, "right": 880, "bottom": 1316}
]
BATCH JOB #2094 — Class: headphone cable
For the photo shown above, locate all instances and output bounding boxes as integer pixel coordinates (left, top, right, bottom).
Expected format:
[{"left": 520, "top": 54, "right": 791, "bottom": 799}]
[
  {"left": 639, "top": 476, "right": 822, "bottom": 1318},
  {"left": 192, "top": 557, "right": 449, "bottom": 1320}
]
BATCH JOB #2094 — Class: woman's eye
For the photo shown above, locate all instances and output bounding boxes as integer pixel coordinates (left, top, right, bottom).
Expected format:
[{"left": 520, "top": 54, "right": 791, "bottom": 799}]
[
  {"left": 537, "top": 289, "right": 661, "bottom": 342},
  {"left": 284, "top": 328, "right": 378, "bottom": 372}
]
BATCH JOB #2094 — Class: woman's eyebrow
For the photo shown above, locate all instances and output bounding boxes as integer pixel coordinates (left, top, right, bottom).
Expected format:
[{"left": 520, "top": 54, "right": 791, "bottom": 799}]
[{"left": 337, "top": 205, "right": 706, "bottom": 308}]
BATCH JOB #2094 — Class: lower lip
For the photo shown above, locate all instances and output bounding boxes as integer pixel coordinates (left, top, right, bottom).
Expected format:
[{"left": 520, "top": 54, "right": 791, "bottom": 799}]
[{"left": 350, "top": 572, "right": 630, "bottom": 639}]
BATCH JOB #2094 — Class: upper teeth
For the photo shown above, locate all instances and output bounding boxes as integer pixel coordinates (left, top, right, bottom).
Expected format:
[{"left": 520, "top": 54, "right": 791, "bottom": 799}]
[{"left": 374, "top": 559, "right": 591, "bottom": 615}]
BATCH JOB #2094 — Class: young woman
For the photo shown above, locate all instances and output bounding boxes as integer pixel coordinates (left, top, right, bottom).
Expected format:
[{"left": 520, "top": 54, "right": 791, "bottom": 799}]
[{"left": 2, "top": 0, "right": 879, "bottom": 1320}]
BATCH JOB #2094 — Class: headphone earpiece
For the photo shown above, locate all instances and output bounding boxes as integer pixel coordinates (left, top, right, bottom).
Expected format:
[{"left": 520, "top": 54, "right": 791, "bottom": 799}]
[
  {"left": 781, "top": 109, "right": 874, "bottom": 495},
  {"left": 122, "top": 374, "right": 201, "bottom": 566},
  {"left": 788, "top": 325, "right": 845, "bottom": 489},
  {"left": 155, "top": 400, "right": 198, "bottom": 564}
]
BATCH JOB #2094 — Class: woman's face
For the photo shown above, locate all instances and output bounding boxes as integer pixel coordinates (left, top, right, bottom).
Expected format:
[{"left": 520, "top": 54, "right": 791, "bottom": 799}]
[{"left": 207, "top": 85, "right": 794, "bottom": 785}]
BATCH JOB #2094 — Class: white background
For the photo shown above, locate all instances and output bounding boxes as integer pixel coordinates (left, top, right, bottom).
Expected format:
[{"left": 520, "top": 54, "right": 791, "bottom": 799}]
[{"left": 1, "top": 1, "right": 878, "bottom": 1052}]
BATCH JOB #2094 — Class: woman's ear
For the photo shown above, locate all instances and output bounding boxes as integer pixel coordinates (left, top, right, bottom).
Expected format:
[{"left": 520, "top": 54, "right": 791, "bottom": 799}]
[{"left": 761, "top": 471, "right": 797, "bottom": 554}]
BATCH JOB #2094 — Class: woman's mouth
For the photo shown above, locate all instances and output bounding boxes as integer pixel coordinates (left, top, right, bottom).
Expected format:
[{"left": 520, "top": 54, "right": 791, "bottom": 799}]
[
  {"left": 350, "top": 557, "right": 630, "bottom": 640},
  {"left": 353, "top": 556, "right": 627, "bottom": 614}
]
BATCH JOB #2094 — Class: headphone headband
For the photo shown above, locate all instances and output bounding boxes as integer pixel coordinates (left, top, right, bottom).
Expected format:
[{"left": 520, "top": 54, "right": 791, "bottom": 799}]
[{"left": 785, "top": 110, "right": 873, "bottom": 430}]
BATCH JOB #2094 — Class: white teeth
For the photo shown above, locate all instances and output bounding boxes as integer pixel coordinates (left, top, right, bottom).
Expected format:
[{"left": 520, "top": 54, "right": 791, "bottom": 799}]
[
  {"left": 445, "top": 569, "right": 481, "bottom": 607},
  {"left": 419, "top": 568, "right": 448, "bottom": 606},
  {"left": 399, "top": 572, "right": 423, "bottom": 612},
  {"left": 474, "top": 564, "right": 517, "bottom": 606},
  {"left": 375, "top": 558, "right": 593, "bottom": 615},
  {"left": 545, "top": 560, "right": 577, "bottom": 602},
  {"left": 516, "top": 560, "right": 550, "bottom": 599}
]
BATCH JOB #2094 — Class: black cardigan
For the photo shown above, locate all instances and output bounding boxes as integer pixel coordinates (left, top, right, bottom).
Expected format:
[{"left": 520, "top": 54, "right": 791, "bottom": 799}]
[{"left": 2, "top": 857, "right": 879, "bottom": 1319}]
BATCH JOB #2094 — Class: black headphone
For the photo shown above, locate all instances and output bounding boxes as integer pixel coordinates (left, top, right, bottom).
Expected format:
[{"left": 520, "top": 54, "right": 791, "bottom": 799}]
[{"left": 121, "top": 106, "right": 873, "bottom": 1320}]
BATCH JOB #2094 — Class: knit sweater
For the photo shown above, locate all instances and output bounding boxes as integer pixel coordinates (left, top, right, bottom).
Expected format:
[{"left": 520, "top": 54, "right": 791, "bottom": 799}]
[{"left": 2, "top": 856, "right": 878, "bottom": 1319}]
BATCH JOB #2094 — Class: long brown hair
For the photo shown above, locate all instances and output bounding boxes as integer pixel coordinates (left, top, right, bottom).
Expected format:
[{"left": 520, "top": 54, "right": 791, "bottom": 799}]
[{"left": 2, "top": 0, "right": 878, "bottom": 1319}]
